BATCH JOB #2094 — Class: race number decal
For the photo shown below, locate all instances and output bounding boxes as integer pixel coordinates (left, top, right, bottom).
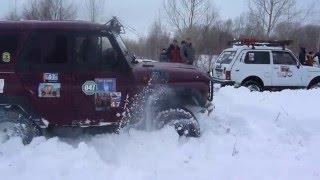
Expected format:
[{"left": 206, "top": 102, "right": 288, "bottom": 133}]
[{"left": 82, "top": 81, "right": 97, "bottom": 96}]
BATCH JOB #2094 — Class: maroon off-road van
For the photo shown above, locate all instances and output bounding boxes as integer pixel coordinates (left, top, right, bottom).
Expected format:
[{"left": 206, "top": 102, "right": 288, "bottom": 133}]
[{"left": 0, "top": 18, "right": 213, "bottom": 144}]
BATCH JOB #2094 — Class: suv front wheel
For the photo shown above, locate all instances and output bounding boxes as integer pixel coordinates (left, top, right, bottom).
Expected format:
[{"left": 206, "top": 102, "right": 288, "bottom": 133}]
[
  {"left": 155, "top": 108, "right": 201, "bottom": 137},
  {"left": 242, "top": 80, "right": 263, "bottom": 92}
]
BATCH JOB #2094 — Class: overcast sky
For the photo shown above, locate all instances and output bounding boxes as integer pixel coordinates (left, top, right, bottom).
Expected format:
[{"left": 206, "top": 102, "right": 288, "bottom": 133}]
[{"left": 0, "top": 0, "right": 318, "bottom": 38}]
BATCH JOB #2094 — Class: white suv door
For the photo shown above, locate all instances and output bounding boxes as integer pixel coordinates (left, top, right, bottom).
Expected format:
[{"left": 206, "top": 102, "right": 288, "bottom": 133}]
[
  {"left": 271, "top": 51, "right": 303, "bottom": 87},
  {"left": 233, "top": 50, "right": 272, "bottom": 86}
]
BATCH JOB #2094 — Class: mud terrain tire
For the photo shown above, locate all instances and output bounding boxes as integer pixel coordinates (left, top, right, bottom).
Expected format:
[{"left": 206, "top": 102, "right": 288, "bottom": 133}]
[{"left": 155, "top": 108, "right": 200, "bottom": 137}]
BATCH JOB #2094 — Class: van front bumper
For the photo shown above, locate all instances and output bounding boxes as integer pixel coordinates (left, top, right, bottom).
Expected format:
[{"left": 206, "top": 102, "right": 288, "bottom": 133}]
[{"left": 211, "top": 77, "right": 235, "bottom": 87}]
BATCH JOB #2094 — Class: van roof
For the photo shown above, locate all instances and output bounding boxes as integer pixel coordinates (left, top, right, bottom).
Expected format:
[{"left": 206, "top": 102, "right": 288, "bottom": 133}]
[{"left": 0, "top": 20, "right": 106, "bottom": 31}]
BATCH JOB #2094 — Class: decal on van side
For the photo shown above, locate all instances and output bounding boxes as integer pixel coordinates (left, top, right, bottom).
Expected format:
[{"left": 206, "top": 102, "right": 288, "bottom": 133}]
[
  {"left": 278, "top": 66, "right": 293, "bottom": 78},
  {"left": 2, "top": 52, "right": 11, "bottom": 63},
  {"left": 82, "top": 79, "right": 122, "bottom": 111},
  {"left": 95, "top": 78, "right": 121, "bottom": 111},
  {"left": 43, "top": 73, "right": 59, "bottom": 82},
  {"left": 38, "top": 83, "right": 61, "bottom": 98},
  {"left": 0, "top": 79, "right": 4, "bottom": 93}
]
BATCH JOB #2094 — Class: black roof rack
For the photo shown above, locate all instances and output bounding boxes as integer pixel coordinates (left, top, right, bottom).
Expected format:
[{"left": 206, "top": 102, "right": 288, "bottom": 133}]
[{"left": 228, "top": 39, "right": 293, "bottom": 50}]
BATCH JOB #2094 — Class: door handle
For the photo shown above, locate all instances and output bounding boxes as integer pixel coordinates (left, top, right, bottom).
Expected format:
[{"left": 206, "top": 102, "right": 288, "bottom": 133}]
[
  {"left": 273, "top": 67, "right": 279, "bottom": 69},
  {"left": 235, "top": 69, "right": 240, "bottom": 72}
]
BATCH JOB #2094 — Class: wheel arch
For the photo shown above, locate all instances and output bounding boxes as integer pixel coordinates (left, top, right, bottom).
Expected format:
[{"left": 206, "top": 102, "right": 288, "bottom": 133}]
[{"left": 307, "top": 76, "right": 320, "bottom": 89}]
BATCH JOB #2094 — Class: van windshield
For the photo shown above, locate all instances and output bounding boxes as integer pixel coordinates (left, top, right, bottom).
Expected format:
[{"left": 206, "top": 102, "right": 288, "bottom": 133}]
[{"left": 217, "top": 51, "right": 236, "bottom": 64}]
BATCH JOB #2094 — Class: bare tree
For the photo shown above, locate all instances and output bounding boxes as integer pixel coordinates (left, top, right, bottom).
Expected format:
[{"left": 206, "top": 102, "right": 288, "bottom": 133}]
[
  {"left": 23, "top": 0, "right": 77, "bottom": 21},
  {"left": 248, "top": 0, "right": 299, "bottom": 37},
  {"left": 85, "top": 0, "right": 106, "bottom": 22},
  {"left": 164, "top": 0, "right": 218, "bottom": 35},
  {"left": 6, "top": 0, "right": 20, "bottom": 21}
]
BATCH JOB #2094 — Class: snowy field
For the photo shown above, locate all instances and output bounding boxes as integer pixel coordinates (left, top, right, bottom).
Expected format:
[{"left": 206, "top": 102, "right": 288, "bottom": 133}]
[{"left": 1, "top": 87, "right": 320, "bottom": 180}]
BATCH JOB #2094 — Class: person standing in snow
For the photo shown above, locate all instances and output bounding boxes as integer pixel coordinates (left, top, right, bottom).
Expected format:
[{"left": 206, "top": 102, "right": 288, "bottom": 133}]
[
  {"left": 159, "top": 48, "right": 169, "bottom": 62},
  {"left": 181, "top": 38, "right": 195, "bottom": 65},
  {"left": 167, "top": 39, "right": 183, "bottom": 63},
  {"left": 298, "top": 47, "right": 307, "bottom": 65}
]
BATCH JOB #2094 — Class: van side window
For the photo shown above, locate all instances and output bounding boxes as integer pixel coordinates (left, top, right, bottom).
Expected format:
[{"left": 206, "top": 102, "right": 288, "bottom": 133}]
[
  {"left": 43, "top": 35, "right": 68, "bottom": 64},
  {"left": 0, "top": 35, "right": 18, "bottom": 64},
  {"left": 244, "top": 51, "right": 270, "bottom": 64},
  {"left": 272, "top": 51, "right": 297, "bottom": 65},
  {"left": 74, "top": 34, "right": 117, "bottom": 68}
]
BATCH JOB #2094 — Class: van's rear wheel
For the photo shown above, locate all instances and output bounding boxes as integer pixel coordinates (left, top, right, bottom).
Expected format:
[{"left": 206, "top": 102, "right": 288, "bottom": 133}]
[
  {"left": 243, "top": 80, "right": 263, "bottom": 92},
  {"left": 155, "top": 108, "right": 200, "bottom": 137},
  {"left": 0, "top": 118, "right": 41, "bottom": 145}
]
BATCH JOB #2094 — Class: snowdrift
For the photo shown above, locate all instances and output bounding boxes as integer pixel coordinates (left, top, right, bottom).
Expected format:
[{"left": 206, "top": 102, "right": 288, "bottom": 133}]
[{"left": 1, "top": 87, "right": 320, "bottom": 180}]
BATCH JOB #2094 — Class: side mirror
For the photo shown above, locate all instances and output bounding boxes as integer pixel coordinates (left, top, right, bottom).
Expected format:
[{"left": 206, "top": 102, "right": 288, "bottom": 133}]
[{"left": 131, "top": 53, "right": 138, "bottom": 64}]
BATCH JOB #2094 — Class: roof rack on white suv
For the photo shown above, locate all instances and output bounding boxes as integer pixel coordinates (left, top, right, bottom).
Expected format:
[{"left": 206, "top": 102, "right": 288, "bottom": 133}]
[{"left": 228, "top": 39, "right": 293, "bottom": 50}]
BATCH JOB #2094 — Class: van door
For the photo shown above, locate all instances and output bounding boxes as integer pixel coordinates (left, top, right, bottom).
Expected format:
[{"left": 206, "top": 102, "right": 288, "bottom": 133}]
[
  {"left": 71, "top": 32, "right": 132, "bottom": 126},
  {"left": 16, "top": 31, "right": 74, "bottom": 125},
  {"left": 234, "top": 51, "right": 272, "bottom": 86},
  {"left": 271, "top": 51, "right": 303, "bottom": 87}
]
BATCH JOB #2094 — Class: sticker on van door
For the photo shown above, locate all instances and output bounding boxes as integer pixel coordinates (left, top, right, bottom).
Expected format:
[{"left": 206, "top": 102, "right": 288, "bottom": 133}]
[
  {"left": 43, "top": 73, "right": 59, "bottom": 82},
  {"left": 0, "top": 79, "right": 4, "bottom": 93},
  {"left": 2, "top": 52, "right": 11, "bottom": 63},
  {"left": 94, "top": 78, "right": 121, "bottom": 111},
  {"left": 278, "top": 66, "right": 293, "bottom": 78},
  {"left": 38, "top": 83, "right": 61, "bottom": 98}
]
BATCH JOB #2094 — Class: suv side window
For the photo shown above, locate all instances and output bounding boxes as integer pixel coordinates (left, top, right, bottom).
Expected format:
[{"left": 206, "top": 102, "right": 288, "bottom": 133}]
[
  {"left": 0, "top": 34, "right": 18, "bottom": 64},
  {"left": 74, "top": 34, "right": 117, "bottom": 69},
  {"left": 272, "top": 51, "right": 297, "bottom": 65},
  {"left": 244, "top": 51, "right": 270, "bottom": 64}
]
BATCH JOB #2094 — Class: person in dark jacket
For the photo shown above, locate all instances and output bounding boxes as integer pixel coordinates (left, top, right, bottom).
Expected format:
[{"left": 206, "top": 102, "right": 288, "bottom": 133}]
[
  {"left": 298, "top": 47, "right": 307, "bottom": 65},
  {"left": 181, "top": 38, "right": 195, "bottom": 65},
  {"left": 167, "top": 40, "right": 183, "bottom": 63},
  {"left": 159, "top": 48, "right": 169, "bottom": 62}
]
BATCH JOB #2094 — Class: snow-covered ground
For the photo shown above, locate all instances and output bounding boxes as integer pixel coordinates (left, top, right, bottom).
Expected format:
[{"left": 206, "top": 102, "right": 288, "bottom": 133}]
[{"left": 1, "top": 87, "right": 320, "bottom": 180}]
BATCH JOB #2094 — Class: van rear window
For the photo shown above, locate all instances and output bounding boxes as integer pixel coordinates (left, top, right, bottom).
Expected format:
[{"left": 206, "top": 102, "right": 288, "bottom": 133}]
[
  {"left": 217, "top": 51, "right": 236, "bottom": 64},
  {"left": 0, "top": 35, "right": 18, "bottom": 63}
]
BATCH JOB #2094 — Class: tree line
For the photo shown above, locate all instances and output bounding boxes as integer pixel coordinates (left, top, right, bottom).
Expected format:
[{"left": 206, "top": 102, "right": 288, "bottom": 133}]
[{"left": 4, "top": 0, "right": 320, "bottom": 60}]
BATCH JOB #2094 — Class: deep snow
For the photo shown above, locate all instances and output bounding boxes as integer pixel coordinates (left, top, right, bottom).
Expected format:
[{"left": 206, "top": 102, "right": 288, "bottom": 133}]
[{"left": 1, "top": 87, "right": 320, "bottom": 180}]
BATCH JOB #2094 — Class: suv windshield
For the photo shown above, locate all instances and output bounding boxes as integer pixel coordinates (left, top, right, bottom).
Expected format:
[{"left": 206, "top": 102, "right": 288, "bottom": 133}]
[{"left": 217, "top": 51, "right": 236, "bottom": 64}]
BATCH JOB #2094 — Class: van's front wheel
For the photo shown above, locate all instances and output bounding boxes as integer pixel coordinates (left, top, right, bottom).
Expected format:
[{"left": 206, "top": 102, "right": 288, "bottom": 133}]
[
  {"left": 155, "top": 108, "right": 200, "bottom": 137},
  {"left": 0, "top": 118, "right": 41, "bottom": 145}
]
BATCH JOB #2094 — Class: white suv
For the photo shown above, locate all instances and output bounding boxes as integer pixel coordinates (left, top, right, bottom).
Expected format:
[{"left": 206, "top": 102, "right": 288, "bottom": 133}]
[{"left": 212, "top": 41, "right": 320, "bottom": 91}]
